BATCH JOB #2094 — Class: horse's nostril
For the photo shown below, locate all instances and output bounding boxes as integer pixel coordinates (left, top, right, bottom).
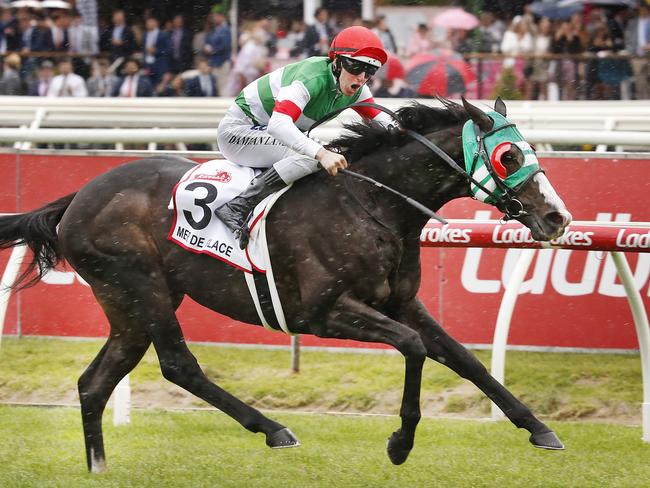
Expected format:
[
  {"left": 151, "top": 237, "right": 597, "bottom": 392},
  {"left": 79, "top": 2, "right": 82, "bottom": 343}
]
[{"left": 545, "top": 211, "right": 571, "bottom": 228}]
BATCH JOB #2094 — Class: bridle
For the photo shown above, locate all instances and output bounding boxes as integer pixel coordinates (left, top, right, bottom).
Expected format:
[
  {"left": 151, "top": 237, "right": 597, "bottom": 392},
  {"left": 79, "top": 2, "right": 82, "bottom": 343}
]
[{"left": 308, "top": 101, "right": 544, "bottom": 223}]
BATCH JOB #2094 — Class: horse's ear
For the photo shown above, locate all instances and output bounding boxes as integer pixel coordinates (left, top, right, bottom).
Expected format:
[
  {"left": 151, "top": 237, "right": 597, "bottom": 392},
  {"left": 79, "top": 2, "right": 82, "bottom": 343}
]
[
  {"left": 494, "top": 97, "right": 507, "bottom": 117},
  {"left": 461, "top": 97, "right": 493, "bottom": 133}
]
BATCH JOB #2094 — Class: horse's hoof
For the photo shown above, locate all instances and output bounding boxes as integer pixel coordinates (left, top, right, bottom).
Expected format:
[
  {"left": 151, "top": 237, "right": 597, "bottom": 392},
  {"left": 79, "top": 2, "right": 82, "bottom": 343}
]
[
  {"left": 386, "top": 431, "right": 413, "bottom": 465},
  {"left": 266, "top": 428, "right": 300, "bottom": 449},
  {"left": 530, "top": 430, "right": 565, "bottom": 450}
]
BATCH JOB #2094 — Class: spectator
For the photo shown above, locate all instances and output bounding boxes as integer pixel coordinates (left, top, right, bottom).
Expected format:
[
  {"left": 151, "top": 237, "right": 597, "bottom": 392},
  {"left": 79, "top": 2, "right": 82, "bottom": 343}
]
[
  {"left": 0, "top": 6, "right": 17, "bottom": 54},
  {"left": 24, "top": 12, "right": 54, "bottom": 53},
  {"left": 303, "top": 7, "right": 333, "bottom": 57},
  {"left": 142, "top": 16, "right": 171, "bottom": 84},
  {"left": 373, "top": 15, "right": 397, "bottom": 54},
  {"left": 100, "top": 9, "right": 137, "bottom": 61},
  {"left": 500, "top": 17, "right": 534, "bottom": 69},
  {"left": 112, "top": 57, "right": 153, "bottom": 97},
  {"left": 406, "top": 23, "right": 434, "bottom": 57},
  {"left": 203, "top": 9, "right": 231, "bottom": 96},
  {"left": 373, "top": 58, "right": 415, "bottom": 98},
  {"left": 0, "top": 52, "right": 24, "bottom": 95},
  {"left": 285, "top": 19, "right": 306, "bottom": 58},
  {"left": 625, "top": 5, "right": 650, "bottom": 99},
  {"left": 471, "top": 12, "right": 500, "bottom": 53},
  {"left": 256, "top": 17, "right": 277, "bottom": 57},
  {"left": 192, "top": 18, "right": 213, "bottom": 61},
  {"left": 50, "top": 12, "right": 70, "bottom": 52},
  {"left": 27, "top": 59, "right": 55, "bottom": 96},
  {"left": 47, "top": 57, "right": 88, "bottom": 97},
  {"left": 68, "top": 9, "right": 99, "bottom": 56},
  {"left": 185, "top": 57, "right": 217, "bottom": 97},
  {"left": 169, "top": 14, "right": 193, "bottom": 74},
  {"left": 86, "top": 56, "right": 118, "bottom": 97},
  {"left": 226, "top": 26, "right": 268, "bottom": 96},
  {"left": 551, "top": 19, "right": 584, "bottom": 100},
  {"left": 527, "top": 17, "right": 553, "bottom": 100}
]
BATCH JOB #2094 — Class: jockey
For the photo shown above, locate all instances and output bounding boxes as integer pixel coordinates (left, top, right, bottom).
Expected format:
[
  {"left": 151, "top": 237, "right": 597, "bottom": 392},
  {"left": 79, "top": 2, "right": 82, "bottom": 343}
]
[{"left": 214, "top": 25, "right": 393, "bottom": 248}]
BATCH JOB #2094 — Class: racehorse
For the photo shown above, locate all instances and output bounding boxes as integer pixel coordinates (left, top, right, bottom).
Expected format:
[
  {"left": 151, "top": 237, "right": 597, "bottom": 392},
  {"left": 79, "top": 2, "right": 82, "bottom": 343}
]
[{"left": 0, "top": 98, "right": 571, "bottom": 472}]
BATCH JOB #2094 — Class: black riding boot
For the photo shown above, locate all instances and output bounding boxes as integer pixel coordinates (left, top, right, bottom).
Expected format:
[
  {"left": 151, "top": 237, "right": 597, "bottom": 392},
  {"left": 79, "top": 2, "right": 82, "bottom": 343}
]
[{"left": 214, "top": 167, "right": 286, "bottom": 249}]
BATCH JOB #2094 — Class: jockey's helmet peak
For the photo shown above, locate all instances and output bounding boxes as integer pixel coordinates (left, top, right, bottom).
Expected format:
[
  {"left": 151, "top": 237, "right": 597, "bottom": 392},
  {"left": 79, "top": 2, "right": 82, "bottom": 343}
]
[{"left": 328, "top": 26, "right": 388, "bottom": 68}]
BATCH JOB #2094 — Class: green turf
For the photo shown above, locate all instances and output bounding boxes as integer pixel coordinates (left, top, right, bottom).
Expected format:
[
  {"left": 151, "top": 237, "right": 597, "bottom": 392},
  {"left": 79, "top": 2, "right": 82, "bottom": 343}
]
[
  {"left": 0, "top": 406, "right": 648, "bottom": 488},
  {"left": 0, "top": 337, "right": 643, "bottom": 421}
]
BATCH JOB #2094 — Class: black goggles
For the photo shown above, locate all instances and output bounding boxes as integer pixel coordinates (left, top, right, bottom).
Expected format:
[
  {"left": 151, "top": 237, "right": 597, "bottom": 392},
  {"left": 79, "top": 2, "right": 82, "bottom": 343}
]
[{"left": 339, "top": 56, "right": 379, "bottom": 77}]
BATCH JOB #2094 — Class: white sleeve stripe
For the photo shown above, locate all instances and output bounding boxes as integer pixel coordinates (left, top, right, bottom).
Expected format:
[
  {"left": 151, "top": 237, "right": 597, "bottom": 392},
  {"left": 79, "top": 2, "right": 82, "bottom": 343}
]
[{"left": 276, "top": 80, "right": 311, "bottom": 111}]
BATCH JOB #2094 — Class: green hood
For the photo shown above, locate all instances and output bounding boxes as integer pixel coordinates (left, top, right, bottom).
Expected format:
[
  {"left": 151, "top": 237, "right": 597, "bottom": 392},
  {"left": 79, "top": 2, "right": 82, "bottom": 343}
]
[{"left": 461, "top": 111, "right": 540, "bottom": 204}]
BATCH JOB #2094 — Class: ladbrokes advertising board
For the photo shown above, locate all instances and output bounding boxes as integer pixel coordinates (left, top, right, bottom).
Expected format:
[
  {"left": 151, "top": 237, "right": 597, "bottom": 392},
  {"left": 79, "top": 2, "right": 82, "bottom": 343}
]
[{"left": 1, "top": 152, "right": 648, "bottom": 349}]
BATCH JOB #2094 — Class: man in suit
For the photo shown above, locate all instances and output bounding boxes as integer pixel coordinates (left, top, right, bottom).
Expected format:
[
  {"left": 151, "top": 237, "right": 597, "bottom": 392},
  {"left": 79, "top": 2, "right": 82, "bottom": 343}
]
[
  {"left": 170, "top": 14, "right": 193, "bottom": 74},
  {"left": 100, "top": 9, "right": 136, "bottom": 61},
  {"left": 47, "top": 57, "right": 88, "bottom": 97},
  {"left": 625, "top": 5, "right": 650, "bottom": 99},
  {"left": 203, "top": 10, "right": 231, "bottom": 96},
  {"left": 142, "top": 15, "right": 171, "bottom": 85},
  {"left": 111, "top": 57, "right": 153, "bottom": 97},
  {"left": 27, "top": 59, "right": 55, "bottom": 96},
  {"left": 185, "top": 57, "right": 217, "bottom": 97},
  {"left": 302, "top": 7, "right": 333, "bottom": 57},
  {"left": 86, "top": 56, "right": 118, "bottom": 97}
]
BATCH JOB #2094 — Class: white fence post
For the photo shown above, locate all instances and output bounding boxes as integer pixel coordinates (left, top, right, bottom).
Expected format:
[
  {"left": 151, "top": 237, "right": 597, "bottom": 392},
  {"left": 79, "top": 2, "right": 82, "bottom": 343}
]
[
  {"left": 0, "top": 244, "right": 27, "bottom": 347},
  {"left": 113, "top": 374, "right": 131, "bottom": 426},
  {"left": 610, "top": 252, "right": 650, "bottom": 442},
  {"left": 490, "top": 248, "right": 537, "bottom": 420}
]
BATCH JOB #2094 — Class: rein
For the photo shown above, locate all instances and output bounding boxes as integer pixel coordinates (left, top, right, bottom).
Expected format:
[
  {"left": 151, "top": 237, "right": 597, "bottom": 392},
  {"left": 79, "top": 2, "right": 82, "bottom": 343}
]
[{"left": 307, "top": 101, "right": 538, "bottom": 222}]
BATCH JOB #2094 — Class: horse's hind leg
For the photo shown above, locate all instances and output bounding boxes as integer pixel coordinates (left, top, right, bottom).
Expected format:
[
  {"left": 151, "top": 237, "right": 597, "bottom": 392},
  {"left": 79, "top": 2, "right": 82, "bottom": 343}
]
[
  {"left": 78, "top": 298, "right": 152, "bottom": 473},
  {"left": 398, "top": 299, "right": 564, "bottom": 450},
  {"left": 92, "top": 268, "right": 297, "bottom": 451}
]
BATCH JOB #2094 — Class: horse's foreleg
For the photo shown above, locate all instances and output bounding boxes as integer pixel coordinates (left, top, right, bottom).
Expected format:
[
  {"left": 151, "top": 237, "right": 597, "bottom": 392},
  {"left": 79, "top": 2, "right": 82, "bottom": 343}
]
[
  {"left": 396, "top": 299, "right": 564, "bottom": 450},
  {"left": 322, "top": 292, "right": 427, "bottom": 465}
]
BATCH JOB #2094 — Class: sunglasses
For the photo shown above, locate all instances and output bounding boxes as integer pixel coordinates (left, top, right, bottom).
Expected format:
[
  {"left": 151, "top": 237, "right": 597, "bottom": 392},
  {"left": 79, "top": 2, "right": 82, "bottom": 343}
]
[{"left": 340, "top": 57, "right": 378, "bottom": 78}]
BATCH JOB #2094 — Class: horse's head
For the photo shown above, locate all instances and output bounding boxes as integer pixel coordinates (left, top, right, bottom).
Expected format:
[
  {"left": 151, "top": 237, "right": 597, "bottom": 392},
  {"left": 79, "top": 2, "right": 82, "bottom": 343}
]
[{"left": 461, "top": 97, "right": 571, "bottom": 241}]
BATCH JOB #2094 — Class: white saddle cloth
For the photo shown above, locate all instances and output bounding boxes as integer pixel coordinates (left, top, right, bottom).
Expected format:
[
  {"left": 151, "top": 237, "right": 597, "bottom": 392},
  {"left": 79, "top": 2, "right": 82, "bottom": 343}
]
[{"left": 168, "top": 159, "right": 288, "bottom": 273}]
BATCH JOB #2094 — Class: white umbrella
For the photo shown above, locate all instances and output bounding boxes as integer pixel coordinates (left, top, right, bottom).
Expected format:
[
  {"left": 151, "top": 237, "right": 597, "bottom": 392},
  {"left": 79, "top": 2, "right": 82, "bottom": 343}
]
[
  {"left": 41, "top": 0, "right": 71, "bottom": 8},
  {"left": 9, "top": 0, "right": 42, "bottom": 8}
]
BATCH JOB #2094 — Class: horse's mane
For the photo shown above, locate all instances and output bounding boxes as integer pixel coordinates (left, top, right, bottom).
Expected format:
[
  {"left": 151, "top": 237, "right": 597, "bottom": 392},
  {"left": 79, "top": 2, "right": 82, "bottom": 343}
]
[{"left": 330, "top": 98, "right": 470, "bottom": 162}]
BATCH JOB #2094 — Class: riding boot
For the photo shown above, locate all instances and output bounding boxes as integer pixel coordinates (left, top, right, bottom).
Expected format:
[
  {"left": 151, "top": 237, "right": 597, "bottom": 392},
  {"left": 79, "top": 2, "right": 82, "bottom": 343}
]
[{"left": 214, "top": 167, "right": 286, "bottom": 249}]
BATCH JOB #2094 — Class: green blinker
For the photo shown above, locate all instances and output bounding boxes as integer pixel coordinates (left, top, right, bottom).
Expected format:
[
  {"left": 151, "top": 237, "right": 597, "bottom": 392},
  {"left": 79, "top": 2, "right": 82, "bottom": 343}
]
[{"left": 461, "top": 111, "right": 540, "bottom": 204}]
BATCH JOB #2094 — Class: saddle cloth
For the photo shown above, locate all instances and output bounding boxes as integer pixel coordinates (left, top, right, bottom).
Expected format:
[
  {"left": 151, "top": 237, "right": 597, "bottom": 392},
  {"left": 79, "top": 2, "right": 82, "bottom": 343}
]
[{"left": 168, "top": 159, "right": 293, "bottom": 334}]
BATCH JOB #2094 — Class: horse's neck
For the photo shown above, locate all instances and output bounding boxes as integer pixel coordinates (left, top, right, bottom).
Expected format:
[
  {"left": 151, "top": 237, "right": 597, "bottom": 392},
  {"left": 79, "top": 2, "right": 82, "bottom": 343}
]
[{"left": 351, "top": 128, "right": 469, "bottom": 235}]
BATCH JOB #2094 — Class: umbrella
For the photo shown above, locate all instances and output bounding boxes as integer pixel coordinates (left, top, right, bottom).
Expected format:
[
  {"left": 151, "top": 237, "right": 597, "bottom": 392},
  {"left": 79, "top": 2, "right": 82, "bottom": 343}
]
[
  {"left": 559, "top": 0, "right": 638, "bottom": 7},
  {"left": 431, "top": 8, "right": 480, "bottom": 30},
  {"left": 41, "top": 0, "right": 71, "bottom": 8},
  {"left": 376, "top": 55, "right": 406, "bottom": 81},
  {"left": 405, "top": 50, "right": 476, "bottom": 97},
  {"left": 529, "top": 0, "right": 583, "bottom": 19},
  {"left": 9, "top": 0, "right": 42, "bottom": 8}
]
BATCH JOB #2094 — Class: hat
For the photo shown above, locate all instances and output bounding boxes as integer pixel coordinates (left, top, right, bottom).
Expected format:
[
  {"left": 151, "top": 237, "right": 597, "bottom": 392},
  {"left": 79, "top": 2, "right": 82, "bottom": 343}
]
[
  {"left": 5, "top": 53, "right": 21, "bottom": 69},
  {"left": 39, "top": 60, "right": 54, "bottom": 69}
]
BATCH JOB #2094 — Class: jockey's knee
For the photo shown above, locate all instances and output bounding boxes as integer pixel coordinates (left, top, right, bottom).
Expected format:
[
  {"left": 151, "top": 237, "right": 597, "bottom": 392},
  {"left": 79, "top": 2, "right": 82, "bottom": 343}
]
[{"left": 273, "top": 155, "right": 320, "bottom": 184}]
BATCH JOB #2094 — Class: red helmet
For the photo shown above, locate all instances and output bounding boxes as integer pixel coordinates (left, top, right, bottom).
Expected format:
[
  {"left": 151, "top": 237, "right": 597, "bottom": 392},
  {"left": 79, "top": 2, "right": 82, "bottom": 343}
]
[{"left": 328, "top": 26, "right": 388, "bottom": 68}]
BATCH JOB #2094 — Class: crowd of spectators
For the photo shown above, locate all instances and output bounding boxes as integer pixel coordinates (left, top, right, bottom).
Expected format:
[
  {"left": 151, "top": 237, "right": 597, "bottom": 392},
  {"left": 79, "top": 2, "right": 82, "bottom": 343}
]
[{"left": 0, "top": 2, "right": 648, "bottom": 101}]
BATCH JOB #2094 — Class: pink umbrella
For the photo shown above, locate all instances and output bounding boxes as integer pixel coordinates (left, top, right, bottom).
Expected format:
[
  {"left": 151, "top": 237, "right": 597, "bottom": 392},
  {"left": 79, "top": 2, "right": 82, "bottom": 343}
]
[{"left": 431, "top": 8, "right": 479, "bottom": 30}]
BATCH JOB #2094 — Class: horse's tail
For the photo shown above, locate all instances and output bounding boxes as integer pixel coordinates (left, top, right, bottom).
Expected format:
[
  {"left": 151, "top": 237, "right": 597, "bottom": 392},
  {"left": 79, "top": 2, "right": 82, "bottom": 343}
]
[{"left": 0, "top": 193, "right": 77, "bottom": 290}]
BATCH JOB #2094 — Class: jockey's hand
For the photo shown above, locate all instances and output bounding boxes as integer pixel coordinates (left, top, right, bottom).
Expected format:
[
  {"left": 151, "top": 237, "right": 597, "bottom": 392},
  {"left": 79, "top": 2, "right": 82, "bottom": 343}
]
[{"left": 316, "top": 148, "right": 348, "bottom": 176}]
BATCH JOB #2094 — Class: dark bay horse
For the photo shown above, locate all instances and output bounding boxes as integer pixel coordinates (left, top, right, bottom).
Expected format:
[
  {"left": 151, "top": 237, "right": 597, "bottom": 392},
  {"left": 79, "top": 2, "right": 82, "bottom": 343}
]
[{"left": 0, "top": 98, "right": 571, "bottom": 472}]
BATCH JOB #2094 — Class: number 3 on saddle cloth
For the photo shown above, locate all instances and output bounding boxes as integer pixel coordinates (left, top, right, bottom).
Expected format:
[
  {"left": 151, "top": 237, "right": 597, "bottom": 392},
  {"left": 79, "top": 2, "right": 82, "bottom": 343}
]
[{"left": 167, "top": 159, "right": 293, "bottom": 334}]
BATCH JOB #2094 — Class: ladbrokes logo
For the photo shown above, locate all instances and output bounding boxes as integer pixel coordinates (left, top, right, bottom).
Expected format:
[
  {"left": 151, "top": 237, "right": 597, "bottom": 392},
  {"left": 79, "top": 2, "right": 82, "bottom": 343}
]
[
  {"left": 195, "top": 171, "right": 232, "bottom": 183},
  {"left": 491, "top": 225, "right": 594, "bottom": 247},
  {"left": 421, "top": 225, "right": 472, "bottom": 244},
  {"left": 616, "top": 229, "right": 650, "bottom": 249}
]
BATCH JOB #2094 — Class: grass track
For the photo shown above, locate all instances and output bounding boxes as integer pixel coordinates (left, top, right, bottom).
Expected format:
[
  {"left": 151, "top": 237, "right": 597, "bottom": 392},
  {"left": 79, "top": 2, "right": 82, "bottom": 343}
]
[
  {"left": 0, "top": 337, "right": 644, "bottom": 420},
  {"left": 0, "top": 406, "right": 649, "bottom": 488}
]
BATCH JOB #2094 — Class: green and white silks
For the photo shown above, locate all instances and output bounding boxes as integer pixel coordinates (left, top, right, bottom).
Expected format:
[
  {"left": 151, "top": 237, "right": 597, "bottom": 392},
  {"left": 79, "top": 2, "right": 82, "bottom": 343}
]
[{"left": 461, "top": 111, "right": 541, "bottom": 204}]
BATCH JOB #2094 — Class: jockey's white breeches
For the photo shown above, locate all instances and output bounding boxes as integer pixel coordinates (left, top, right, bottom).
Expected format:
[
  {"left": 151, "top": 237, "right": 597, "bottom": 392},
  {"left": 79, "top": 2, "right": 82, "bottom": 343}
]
[{"left": 217, "top": 105, "right": 320, "bottom": 185}]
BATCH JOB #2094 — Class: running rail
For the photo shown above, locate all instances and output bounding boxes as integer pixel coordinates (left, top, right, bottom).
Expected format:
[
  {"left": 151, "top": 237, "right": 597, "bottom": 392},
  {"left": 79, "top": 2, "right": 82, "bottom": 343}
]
[{"left": 420, "top": 220, "right": 650, "bottom": 442}]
